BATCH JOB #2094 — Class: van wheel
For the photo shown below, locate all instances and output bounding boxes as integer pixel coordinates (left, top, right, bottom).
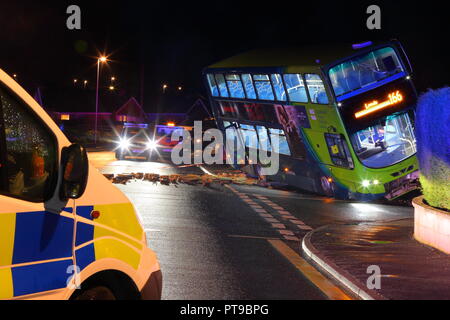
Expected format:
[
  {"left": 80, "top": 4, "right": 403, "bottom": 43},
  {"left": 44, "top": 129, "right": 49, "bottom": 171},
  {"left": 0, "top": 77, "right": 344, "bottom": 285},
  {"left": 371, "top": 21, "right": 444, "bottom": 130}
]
[{"left": 74, "top": 285, "right": 116, "bottom": 300}]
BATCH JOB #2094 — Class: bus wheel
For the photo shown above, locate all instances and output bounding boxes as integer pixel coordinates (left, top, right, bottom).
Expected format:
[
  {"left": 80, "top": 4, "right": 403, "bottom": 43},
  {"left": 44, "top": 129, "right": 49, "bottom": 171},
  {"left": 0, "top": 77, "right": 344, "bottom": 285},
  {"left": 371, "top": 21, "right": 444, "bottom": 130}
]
[
  {"left": 74, "top": 285, "right": 116, "bottom": 300},
  {"left": 320, "top": 176, "right": 334, "bottom": 197}
]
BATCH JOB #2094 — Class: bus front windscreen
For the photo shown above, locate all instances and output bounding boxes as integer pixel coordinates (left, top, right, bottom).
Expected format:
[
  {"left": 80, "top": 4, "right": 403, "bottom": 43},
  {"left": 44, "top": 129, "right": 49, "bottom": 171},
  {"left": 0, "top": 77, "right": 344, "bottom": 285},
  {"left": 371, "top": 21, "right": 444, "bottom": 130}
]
[
  {"left": 329, "top": 47, "right": 405, "bottom": 97},
  {"left": 349, "top": 112, "right": 416, "bottom": 168}
]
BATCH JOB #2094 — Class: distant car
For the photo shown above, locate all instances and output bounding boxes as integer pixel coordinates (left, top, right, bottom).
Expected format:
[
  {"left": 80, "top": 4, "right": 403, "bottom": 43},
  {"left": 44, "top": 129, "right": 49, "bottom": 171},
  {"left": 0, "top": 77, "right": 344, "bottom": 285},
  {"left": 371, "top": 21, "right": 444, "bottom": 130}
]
[{"left": 115, "top": 122, "right": 189, "bottom": 161}]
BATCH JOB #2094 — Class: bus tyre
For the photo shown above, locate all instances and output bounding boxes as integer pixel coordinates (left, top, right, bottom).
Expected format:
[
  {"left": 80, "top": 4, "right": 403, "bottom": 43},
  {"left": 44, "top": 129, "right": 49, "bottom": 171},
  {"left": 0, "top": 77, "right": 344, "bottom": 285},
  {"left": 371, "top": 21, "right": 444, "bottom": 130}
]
[
  {"left": 74, "top": 285, "right": 116, "bottom": 300},
  {"left": 320, "top": 176, "right": 334, "bottom": 197}
]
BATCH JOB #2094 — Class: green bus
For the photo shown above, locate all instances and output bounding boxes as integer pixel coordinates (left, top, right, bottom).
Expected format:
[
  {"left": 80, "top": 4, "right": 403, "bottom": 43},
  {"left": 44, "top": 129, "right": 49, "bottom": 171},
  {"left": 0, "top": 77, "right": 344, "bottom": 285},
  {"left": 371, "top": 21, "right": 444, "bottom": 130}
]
[{"left": 203, "top": 40, "right": 419, "bottom": 201}]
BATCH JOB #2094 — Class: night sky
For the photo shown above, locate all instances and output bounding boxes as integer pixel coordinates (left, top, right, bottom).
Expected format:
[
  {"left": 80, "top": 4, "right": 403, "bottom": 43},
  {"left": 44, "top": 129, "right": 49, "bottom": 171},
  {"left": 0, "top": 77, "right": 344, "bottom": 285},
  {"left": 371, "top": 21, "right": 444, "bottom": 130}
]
[{"left": 0, "top": 0, "right": 448, "bottom": 113}]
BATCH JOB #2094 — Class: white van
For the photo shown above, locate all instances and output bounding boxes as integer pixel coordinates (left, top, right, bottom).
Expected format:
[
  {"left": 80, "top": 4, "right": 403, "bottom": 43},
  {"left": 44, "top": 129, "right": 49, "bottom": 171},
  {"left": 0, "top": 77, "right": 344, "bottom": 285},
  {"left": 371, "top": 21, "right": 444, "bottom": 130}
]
[{"left": 0, "top": 69, "right": 161, "bottom": 300}]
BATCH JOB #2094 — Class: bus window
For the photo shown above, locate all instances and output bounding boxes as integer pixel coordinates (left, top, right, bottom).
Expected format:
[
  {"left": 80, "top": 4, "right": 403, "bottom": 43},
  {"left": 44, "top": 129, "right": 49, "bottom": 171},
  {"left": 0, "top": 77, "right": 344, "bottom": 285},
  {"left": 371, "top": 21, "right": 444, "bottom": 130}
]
[
  {"left": 269, "top": 128, "right": 291, "bottom": 155},
  {"left": 226, "top": 74, "right": 245, "bottom": 98},
  {"left": 239, "top": 124, "right": 258, "bottom": 149},
  {"left": 305, "top": 74, "right": 329, "bottom": 104},
  {"left": 329, "top": 47, "right": 405, "bottom": 98},
  {"left": 218, "top": 101, "right": 238, "bottom": 118},
  {"left": 349, "top": 112, "right": 416, "bottom": 168},
  {"left": 241, "top": 74, "right": 257, "bottom": 99},
  {"left": 324, "top": 133, "right": 354, "bottom": 168},
  {"left": 206, "top": 74, "right": 219, "bottom": 97},
  {"left": 215, "top": 74, "right": 229, "bottom": 97},
  {"left": 253, "top": 74, "right": 275, "bottom": 101},
  {"left": 256, "top": 126, "right": 271, "bottom": 151},
  {"left": 270, "top": 74, "right": 287, "bottom": 101},
  {"left": 283, "top": 74, "right": 308, "bottom": 103}
]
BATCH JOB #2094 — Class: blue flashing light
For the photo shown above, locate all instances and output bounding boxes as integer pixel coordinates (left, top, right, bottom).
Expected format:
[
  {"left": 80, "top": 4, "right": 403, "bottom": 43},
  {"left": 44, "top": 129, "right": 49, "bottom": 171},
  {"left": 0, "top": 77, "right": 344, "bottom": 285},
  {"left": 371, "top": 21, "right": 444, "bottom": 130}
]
[
  {"left": 352, "top": 41, "right": 373, "bottom": 50},
  {"left": 124, "top": 122, "right": 148, "bottom": 128}
]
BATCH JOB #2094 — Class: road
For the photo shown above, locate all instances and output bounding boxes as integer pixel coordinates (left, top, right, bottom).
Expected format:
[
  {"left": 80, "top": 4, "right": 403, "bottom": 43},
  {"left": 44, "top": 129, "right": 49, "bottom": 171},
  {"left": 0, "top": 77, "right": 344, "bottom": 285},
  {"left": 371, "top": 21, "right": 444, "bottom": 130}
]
[{"left": 88, "top": 151, "right": 413, "bottom": 300}]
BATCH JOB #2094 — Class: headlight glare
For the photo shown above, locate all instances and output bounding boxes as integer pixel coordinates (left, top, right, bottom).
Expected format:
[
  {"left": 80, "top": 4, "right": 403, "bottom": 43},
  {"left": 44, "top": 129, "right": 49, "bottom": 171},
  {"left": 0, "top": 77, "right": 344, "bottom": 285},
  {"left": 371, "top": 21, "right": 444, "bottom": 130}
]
[{"left": 147, "top": 140, "right": 158, "bottom": 150}]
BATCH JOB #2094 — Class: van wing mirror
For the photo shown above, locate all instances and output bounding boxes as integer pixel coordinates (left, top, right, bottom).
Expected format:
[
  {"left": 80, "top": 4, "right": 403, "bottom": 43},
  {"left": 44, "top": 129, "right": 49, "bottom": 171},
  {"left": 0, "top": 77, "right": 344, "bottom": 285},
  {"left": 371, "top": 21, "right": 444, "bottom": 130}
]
[{"left": 60, "top": 144, "right": 89, "bottom": 200}]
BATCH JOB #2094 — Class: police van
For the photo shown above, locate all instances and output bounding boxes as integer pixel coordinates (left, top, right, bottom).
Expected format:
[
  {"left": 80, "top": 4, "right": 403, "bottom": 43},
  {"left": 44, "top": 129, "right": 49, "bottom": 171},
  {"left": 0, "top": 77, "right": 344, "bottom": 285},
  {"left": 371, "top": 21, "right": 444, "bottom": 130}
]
[{"left": 0, "top": 69, "right": 162, "bottom": 300}]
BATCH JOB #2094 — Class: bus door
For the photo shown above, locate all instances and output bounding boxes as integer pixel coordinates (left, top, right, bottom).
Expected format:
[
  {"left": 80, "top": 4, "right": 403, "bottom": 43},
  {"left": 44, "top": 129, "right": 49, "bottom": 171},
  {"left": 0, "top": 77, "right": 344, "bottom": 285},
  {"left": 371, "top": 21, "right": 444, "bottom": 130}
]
[
  {"left": 275, "top": 105, "right": 309, "bottom": 159},
  {"left": 223, "top": 121, "right": 246, "bottom": 166}
]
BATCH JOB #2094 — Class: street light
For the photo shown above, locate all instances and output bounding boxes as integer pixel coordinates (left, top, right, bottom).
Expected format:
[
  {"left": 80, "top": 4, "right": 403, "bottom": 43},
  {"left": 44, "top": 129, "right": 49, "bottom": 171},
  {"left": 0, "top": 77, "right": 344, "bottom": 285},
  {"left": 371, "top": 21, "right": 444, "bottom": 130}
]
[
  {"left": 178, "top": 86, "right": 182, "bottom": 91},
  {"left": 109, "top": 85, "right": 115, "bottom": 91},
  {"left": 162, "top": 84, "right": 168, "bottom": 93},
  {"left": 95, "top": 56, "right": 108, "bottom": 144},
  {"left": 83, "top": 80, "right": 88, "bottom": 88}
]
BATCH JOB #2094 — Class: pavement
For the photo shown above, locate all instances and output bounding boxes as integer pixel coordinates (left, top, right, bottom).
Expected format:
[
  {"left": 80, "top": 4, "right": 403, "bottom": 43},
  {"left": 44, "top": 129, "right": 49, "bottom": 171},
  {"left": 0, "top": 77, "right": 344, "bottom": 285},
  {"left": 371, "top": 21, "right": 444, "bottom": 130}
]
[
  {"left": 303, "top": 218, "right": 450, "bottom": 300},
  {"left": 86, "top": 150, "right": 445, "bottom": 300}
]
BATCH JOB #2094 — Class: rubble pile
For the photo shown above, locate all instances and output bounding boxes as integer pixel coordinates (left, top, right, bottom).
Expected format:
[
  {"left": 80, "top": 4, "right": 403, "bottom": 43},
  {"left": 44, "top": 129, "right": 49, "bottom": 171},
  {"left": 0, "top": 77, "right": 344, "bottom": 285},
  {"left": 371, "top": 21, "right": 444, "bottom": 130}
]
[{"left": 103, "top": 171, "right": 259, "bottom": 186}]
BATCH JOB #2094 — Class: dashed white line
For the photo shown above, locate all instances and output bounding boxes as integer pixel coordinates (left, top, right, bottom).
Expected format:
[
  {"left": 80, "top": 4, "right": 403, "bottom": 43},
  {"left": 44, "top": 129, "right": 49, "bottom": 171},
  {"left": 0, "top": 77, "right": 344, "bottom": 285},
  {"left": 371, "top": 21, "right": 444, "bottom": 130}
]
[
  {"left": 283, "top": 235, "right": 300, "bottom": 241},
  {"left": 271, "top": 223, "right": 286, "bottom": 229},
  {"left": 297, "top": 225, "right": 313, "bottom": 231},
  {"left": 278, "top": 229, "right": 295, "bottom": 236}
]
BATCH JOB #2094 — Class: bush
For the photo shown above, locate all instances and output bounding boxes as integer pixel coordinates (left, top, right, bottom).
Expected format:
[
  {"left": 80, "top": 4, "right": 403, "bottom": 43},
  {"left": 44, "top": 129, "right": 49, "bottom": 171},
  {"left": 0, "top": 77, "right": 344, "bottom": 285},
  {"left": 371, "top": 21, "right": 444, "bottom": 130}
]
[{"left": 415, "top": 87, "right": 450, "bottom": 210}]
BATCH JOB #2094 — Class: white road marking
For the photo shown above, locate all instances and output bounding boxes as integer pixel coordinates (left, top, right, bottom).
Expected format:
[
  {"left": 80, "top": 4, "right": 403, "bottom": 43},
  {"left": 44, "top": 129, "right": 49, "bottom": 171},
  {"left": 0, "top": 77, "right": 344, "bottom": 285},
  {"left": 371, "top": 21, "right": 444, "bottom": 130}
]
[
  {"left": 297, "top": 225, "right": 313, "bottom": 231},
  {"left": 290, "top": 219, "right": 306, "bottom": 225},
  {"left": 283, "top": 235, "right": 300, "bottom": 241},
  {"left": 278, "top": 229, "right": 295, "bottom": 236}
]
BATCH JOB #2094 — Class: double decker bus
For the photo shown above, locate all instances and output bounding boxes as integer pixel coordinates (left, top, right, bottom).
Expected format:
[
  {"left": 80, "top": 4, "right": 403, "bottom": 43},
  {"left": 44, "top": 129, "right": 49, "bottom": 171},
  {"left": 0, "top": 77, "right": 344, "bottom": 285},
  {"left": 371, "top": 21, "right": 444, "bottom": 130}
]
[{"left": 203, "top": 40, "right": 419, "bottom": 201}]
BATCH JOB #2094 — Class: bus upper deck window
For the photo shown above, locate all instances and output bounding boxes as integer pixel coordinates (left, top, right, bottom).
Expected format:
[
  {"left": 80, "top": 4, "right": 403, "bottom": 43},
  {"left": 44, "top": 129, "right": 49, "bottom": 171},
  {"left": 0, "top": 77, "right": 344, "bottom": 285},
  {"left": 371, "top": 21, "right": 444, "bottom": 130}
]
[
  {"left": 241, "top": 74, "right": 257, "bottom": 99},
  {"left": 328, "top": 47, "right": 405, "bottom": 98},
  {"left": 270, "top": 74, "right": 287, "bottom": 102},
  {"left": 206, "top": 74, "right": 219, "bottom": 97},
  {"left": 305, "top": 74, "right": 329, "bottom": 104},
  {"left": 214, "top": 74, "right": 229, "bottom": 98},
  {"left": 225, "top": 74, "right": 245, "bottom": 98},
  {"left": 283, "top": 74, "right": 308, "bottom": 103},
  {"left": 253, "top": 74, "right": 275, "bottom": 101}
]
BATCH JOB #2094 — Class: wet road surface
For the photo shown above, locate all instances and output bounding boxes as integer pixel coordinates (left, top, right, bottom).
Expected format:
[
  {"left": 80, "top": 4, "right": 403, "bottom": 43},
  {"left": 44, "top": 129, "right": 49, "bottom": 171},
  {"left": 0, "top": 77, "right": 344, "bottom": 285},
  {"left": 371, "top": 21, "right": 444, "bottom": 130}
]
[{"left": 88, "top": 151, "right": 413, "bottom": 299}]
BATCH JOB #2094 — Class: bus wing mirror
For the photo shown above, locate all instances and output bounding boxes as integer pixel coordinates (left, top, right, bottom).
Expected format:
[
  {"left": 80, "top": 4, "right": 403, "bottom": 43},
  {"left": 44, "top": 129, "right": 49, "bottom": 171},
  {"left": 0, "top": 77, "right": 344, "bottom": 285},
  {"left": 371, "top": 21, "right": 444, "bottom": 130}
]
[{"left": 60, "top": 144, "right": 89, "bottom": 200}]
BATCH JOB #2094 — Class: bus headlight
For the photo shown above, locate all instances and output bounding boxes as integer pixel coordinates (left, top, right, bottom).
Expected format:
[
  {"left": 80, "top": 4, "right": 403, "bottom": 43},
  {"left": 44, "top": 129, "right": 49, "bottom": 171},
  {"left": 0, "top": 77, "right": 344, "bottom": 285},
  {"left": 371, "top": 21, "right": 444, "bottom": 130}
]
[
  {"left": 373, "top": 179, "right": 379, "bottom": 185},
  {"left": 147, "top": 140, "right": 158, "bottom": 150},
  {"left": 362, "top": 180, "right": 371, "bottom": 187}
]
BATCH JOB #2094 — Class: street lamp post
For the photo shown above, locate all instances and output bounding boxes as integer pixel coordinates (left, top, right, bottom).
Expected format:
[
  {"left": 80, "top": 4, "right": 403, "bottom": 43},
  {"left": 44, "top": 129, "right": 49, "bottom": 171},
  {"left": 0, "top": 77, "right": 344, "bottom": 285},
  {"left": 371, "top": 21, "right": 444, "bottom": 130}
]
[{"left": 95, "top": 56, "right": 107, "bottom": 145}]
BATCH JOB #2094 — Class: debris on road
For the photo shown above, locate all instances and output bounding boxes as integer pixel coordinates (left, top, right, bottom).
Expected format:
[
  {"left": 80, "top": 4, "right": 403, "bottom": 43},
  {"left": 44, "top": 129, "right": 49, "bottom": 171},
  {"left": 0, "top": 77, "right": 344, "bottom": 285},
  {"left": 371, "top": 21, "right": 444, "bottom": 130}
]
[{"left": 103, "top": 171, "right": 259, "bottom": 186}]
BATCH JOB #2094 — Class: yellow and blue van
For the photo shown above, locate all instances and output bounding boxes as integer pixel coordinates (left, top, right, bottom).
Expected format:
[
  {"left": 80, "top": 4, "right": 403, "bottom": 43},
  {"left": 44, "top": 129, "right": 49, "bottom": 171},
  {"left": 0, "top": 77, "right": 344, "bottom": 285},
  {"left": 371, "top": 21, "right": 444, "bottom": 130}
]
[{"left": 0, "top": 69, "right": 161, "bottom": 300}]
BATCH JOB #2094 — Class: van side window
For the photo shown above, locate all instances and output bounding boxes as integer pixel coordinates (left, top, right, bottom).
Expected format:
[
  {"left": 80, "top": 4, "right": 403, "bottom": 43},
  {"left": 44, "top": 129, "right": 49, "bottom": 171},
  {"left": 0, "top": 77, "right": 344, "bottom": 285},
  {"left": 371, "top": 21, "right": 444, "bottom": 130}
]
[{"left": 0, "top": 88, "right": 57, "bottom": 202}]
